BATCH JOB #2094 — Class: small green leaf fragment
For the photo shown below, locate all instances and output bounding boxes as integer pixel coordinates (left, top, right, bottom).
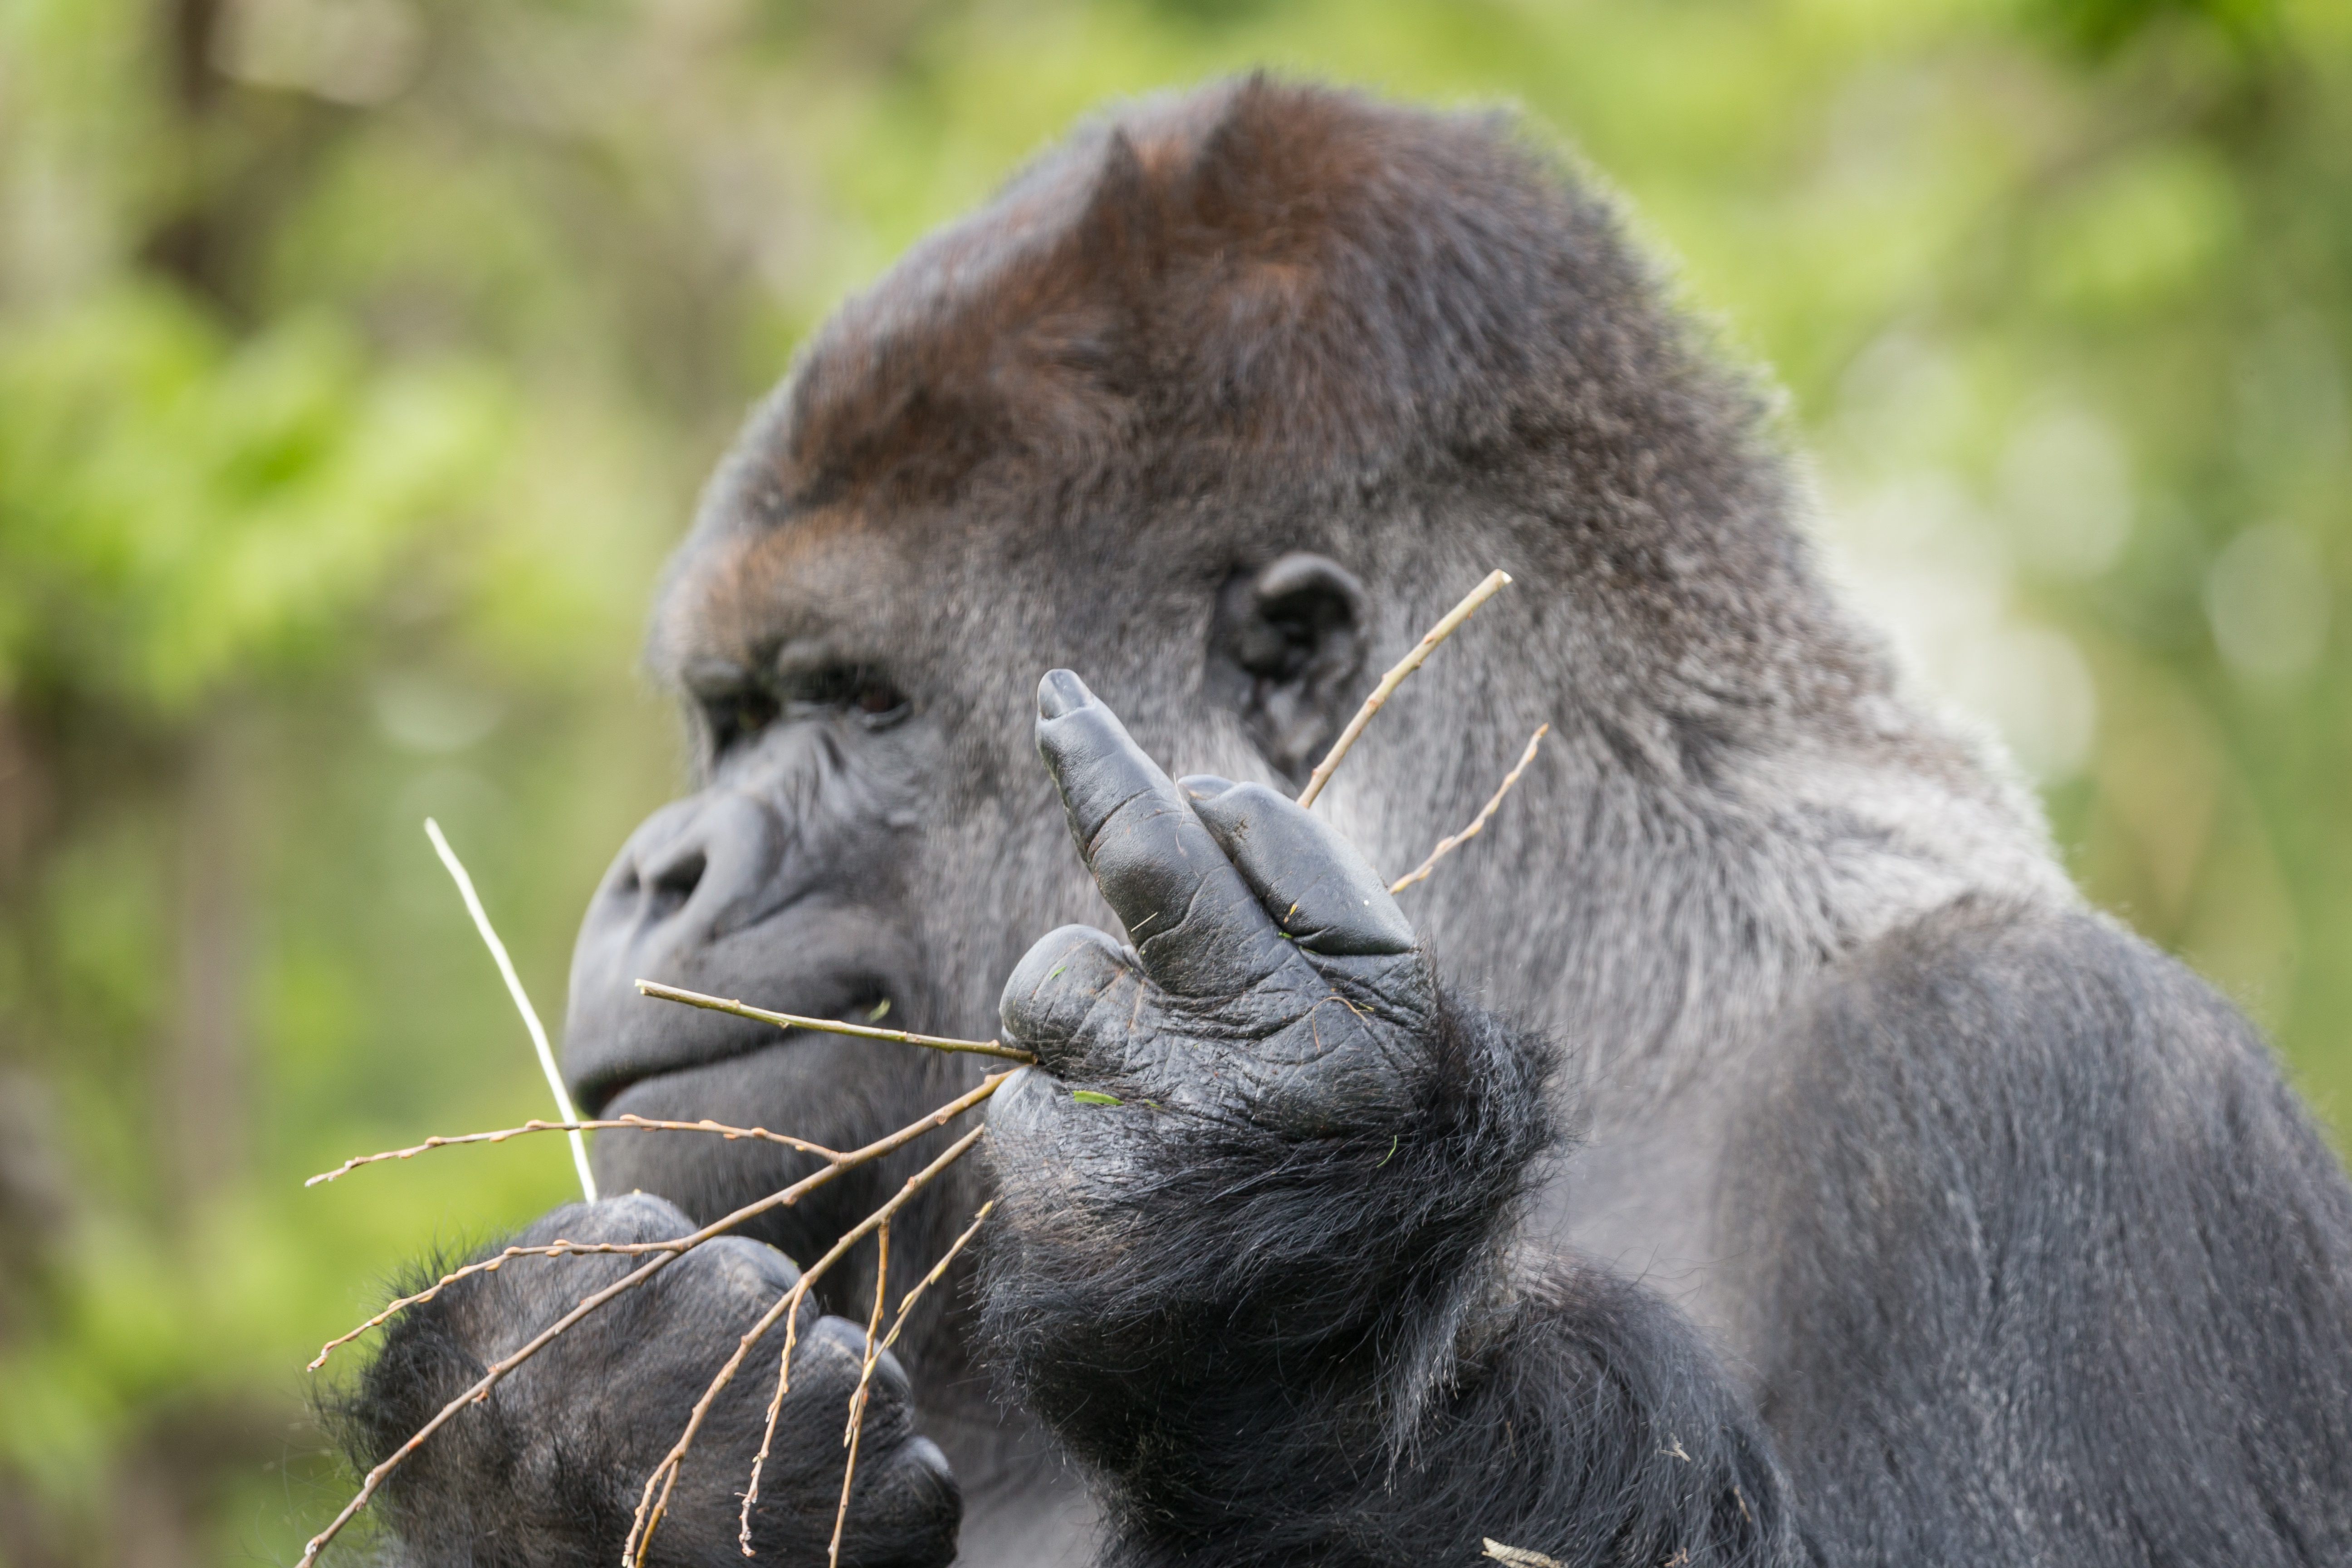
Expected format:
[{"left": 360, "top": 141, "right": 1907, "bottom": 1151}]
[
  {"left": 1071, "top": 1090, "right": 1123, "bottom": 1106},
  {"left": 867, "top": 999, "right": 892, "bottom": 1022},
  {"left": 1375, "top": 1134, "right": 1399, "bottom": 1169}
]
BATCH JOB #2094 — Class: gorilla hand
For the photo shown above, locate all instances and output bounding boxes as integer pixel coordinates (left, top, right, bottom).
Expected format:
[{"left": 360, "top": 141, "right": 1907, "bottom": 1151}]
[
  {"left": 343, "top": 1194, "right": 960, "bottom": 1568},
  {"left": 994, "top": 667, "right": 1439, "bottom": 1136},
  {"left": 981, "top": 666, "right": 1534, "bottom": 1481},
  {"left": 978, "top": 675, "right": 1793, "bottom": 1568}
]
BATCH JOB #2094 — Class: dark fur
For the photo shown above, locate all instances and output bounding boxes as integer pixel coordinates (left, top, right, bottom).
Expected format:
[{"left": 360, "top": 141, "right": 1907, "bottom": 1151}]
[
  {"left": 339, "top": 77, "right": 2352, "bottom": 1568},
  {"left": 983, "top": 991, "right": 1795, "bottom": 1568}
]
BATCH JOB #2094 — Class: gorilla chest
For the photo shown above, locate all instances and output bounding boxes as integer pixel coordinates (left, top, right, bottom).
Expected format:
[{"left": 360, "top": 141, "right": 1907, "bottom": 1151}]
[{"left": 1531, "top": 1088, "right": 1747, "bottom": 1357}]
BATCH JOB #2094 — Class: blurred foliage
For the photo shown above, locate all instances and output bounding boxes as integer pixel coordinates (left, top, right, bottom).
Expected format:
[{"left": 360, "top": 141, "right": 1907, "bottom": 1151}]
[{"left": 0, "top": 0, "right": 2347, "bottom": 1562}]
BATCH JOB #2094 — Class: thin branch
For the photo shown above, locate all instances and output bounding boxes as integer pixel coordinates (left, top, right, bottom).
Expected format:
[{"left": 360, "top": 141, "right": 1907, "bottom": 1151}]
[
  {"left": 1297, "top": 568, "right": 1512, "bottom": 810},
  {"left": 880, "top": 1199, "right": 994, "bottom": 1356},
  {"left": 623, "top": 1126, "right": 988, "bottom": 1568},
  {"left": 636, "top": 979, "right": 1036, "bottom": 1063},
  {"left": 306, "top": 1075, "right": 1004, "bottom": 1375},
  {"left": 740, "top": 1294, "right": 808, "bottom": 1553},
  {"left": 825, "top": 1223, "right": 893, "bottom": 1568},
  {"left": 1484, "top": 1541, "right": 1567, "bottom": 1568},
  {"left": 427, "top": 818, "right": 595, "bottom": 1202},
  {"left": 1388, "top": 724, "right": 1549, "bottom": 893},
  {"left": 308, "top": 1116, "right": 844, "bottom": 1188},
  {"left": 733, "top": 1201, "right": 999, "bottom": 1553},
  {"left": 294, "top": 1077, "right": 1010, "bottom": 1558}
]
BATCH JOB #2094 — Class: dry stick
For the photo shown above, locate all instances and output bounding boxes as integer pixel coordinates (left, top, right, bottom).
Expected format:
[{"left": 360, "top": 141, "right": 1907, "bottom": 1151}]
[
  {"left": 308, "top": 1115, "right": 844, "bottom": 1188},
  {"left": 426, "top": 818, "right": 596, "bottom": 1203},
  {"left": 740, "top": 1302, "right": 808, "bottom": 1550},
  {"left": 294, "top": 1077, "right": 1009, "bottom": 1567},
  {"left": 622, "top": 1126, "right": 989, "bottom": 1568},
  {"left": 1388, "top": 724, "right": 1550, "bottom": 894},
  {"left": 635, "top": 979, "right": 1036, "bottom": 1063},
  {"left": 736, "top": 1199, "right": 995, "bottom": 1554},
  {"left": 304, "top": 1073, "right": 1003, "bottom": 1375},
  {"left": 823, "top": 1223, "right": 895, "bottom": 1568},
  {"left": 877, "top": 1199, "right": 994, "bottom": 1359},
  {"left": 1296, "top": 568, "right": 1513, "bottom": 810},
  {"left": 306, "top": 1117, "right": 850, "bottom": 1372}
]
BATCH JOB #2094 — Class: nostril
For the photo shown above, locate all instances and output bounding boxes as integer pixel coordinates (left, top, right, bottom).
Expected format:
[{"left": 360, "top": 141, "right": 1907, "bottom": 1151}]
[{"left": 645, "top": 850, "right": 707, "bottom": 922}]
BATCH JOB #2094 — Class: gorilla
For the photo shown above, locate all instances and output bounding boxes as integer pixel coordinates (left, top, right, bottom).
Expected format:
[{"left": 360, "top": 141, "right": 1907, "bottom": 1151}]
[{"left": 343, "top": 78, "right": 2352, "bottom": 1568}]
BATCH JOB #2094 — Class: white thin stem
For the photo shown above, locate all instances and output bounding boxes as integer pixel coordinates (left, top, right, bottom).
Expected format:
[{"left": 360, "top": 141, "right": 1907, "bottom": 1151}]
[{"left": 426, "top": 818, "right": 596, "bottom": 1203}]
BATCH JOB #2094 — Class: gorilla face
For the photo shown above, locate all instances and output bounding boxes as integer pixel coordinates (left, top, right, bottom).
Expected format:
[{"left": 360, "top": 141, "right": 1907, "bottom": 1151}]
[{"left": 562, "top": 481, "right": 1381, "bottom": 1268}]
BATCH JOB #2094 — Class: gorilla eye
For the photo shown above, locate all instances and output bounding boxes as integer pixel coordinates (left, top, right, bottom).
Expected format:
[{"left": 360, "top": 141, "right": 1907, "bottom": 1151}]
[
  {"left": 706, "top": 687, "right": 781, "bottom": 754},
  {"left": 782, "top": 664, "right": 911, "bottom": 729}
]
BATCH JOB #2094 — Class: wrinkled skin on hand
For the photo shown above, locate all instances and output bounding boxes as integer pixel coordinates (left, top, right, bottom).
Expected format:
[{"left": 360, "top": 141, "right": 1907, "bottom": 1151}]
[
  {"left": 344, "top": 1194, "right": 960, "bottom": 1568},
  {"left": 993, "top": 668, "right": 1439, "bottom": 1137}
]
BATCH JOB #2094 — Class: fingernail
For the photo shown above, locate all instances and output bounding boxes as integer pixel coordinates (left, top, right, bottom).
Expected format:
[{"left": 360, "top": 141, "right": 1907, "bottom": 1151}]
[
  {"left": 1178, "top": 774, "right": 1237, "bottom": 800},
  {"left": 1037, "top": 669, "right": 1093, "bottom": 720}
]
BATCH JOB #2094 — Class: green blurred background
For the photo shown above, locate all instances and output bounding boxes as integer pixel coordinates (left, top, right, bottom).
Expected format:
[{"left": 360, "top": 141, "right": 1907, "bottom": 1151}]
[{"left": 0, "top": 0, "right": 2347, "bottom": 1561}]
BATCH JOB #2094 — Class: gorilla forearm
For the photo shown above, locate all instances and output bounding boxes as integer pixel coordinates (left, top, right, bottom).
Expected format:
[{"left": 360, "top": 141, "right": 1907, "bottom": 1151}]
[{"left": 982, "top": 993, "right": 1795, "bottom": 1567}]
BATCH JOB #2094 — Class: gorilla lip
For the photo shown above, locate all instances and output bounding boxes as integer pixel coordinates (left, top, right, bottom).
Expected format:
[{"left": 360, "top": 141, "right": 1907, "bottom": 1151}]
[{"left": 575, "top": 979, "right": 894, "bottom": 1115}]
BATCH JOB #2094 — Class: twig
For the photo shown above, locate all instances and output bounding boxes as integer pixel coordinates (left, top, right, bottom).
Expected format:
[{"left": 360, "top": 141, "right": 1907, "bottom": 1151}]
[
  {"left": 740, "top": 1297, "right": 808, "bottom": 1552},
  {"left": 843, "top": 1221, "right": 891, "bottom": 1450},
  {"left": 738, "top": 1199, "right": 995, "bottom": 1555},
  {"left": 305, "top": 1075, "right": 1004, "bottom": 1375},
  {"left": 622, "top": 1126, "right": 988, "bottom": 1568},
  {"left": 825, "top": 1222, "right": 893, "bottom": 1568},
  {"left": 308, "top": 1116, "right": 844, "bottom": 1188},
  {"left": 1296, "top": 568, "right": 1512, "bottom": 810},
  {"left": 294, "top": 1077, "right": 1010, "bottom": 1561},
  {"left": 635, "top": 979, "right": 1035, "bottom": 1063},
  {"left": 1484, "top": 1541, "right": 1567, "bottom": 1568},
  {"left": 1388, "top": 724, "right": 1549, "bottom": 893},
  {"left": 880, "top": 1200, "right": 994, "bottom": 1357},
  {"left": 426, "top": 818, "right": 596, "bottom": 1203}
]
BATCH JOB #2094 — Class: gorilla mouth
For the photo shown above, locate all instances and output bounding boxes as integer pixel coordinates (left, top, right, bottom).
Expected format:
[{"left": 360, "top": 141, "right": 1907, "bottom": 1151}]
[{"left": 573, "top": 971, "right": 895, "bottom": 1117}]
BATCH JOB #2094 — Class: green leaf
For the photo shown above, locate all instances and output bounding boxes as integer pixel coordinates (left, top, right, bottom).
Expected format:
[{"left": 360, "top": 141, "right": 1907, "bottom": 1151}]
[{"left": 1070, "top": 1090, "right": 1123, "bottom": 1106}]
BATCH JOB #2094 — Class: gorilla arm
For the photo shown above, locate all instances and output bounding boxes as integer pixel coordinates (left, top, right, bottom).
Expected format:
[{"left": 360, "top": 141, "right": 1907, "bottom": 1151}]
[{"left": 979, "top": 672, "right": 1800, "bottom": 1568}]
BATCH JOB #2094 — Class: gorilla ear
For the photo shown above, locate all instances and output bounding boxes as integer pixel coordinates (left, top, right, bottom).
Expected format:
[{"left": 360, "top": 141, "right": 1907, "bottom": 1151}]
[{"left": 1205, "top": 553, "right": 1371, "bottom": 790}]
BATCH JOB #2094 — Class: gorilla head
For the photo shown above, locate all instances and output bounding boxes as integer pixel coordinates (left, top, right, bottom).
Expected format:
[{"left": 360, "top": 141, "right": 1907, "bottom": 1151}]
[{"left": 561, "top": 78, "right": 1960, "bottom": 1278}]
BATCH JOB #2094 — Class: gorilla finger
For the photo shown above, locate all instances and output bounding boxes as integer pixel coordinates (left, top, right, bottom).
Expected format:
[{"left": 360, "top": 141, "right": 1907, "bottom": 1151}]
[
  {"left": 1000, "top": 924, "right": 1147, "bottom": 1076},
  {"left": 1180, "top": 778, "right": 1415, "bottom": 956},
  {"left": 1034, "top": 671, "right": 1279, "bottom": 993}
]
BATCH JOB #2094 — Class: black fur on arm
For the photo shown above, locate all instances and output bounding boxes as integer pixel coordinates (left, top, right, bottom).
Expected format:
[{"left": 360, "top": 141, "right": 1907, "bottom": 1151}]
[
  {"left": 325, "top": 1193, "right": 960, "bottom": 1568},
  {"left": 980, "top": 991, "right": 1800, "bottom": 1568}
]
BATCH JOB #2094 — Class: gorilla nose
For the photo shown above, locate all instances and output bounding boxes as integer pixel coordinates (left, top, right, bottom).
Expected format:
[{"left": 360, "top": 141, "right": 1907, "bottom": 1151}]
[{"left": 591, "top": 791, "right": 785, "bottom": 952}]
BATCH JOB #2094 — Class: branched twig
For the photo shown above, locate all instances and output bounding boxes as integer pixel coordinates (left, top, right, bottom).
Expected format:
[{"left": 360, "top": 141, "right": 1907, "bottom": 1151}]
[
  {"left": 740, "top": 1296, "right": 808, "bottom": 1552},
  {"left": 1389, "top": 724, "right": 1549, "bottom": 893},
  {"left": 427, "top": 818, "right": 597, "bottom": 1202},
  {"left": 307, "top": 1116, "right": 844, "bottom": 1188},
  {"left": 735, "top": 1193, "right": 992, "bottom": 1555},
  {"left": 877, "top": 1199, "right": 994, "bottom": 1360},
  {"left": 1297, "top": 568, "right": 1512, "bottom": 809},
  {"left": 304, "top": 1077, "right": 1004, "bottom": 1374},
  {"left": 823, "top": 1223, "right": 893, "bottom": 1568},
  {"left": 636, "top": 979, "right": 1035, "bottom": 1063},
  {"left": 295, "top": 1077, "right": 1010, "bottom": 1564},
  {"left": 622, "top": 1126, "right": 989, "bottom": 1568}
]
